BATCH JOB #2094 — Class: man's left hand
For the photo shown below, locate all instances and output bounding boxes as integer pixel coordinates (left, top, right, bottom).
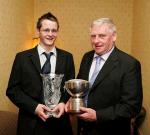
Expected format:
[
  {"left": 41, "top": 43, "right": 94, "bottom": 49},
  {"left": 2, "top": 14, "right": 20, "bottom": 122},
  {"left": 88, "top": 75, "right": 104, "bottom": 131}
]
[
  {"left": 51, "top": 102, "right": 65, "bottom": 118},
  {"left": 77, "top": 107, "right": 97, "bottom": 122}
]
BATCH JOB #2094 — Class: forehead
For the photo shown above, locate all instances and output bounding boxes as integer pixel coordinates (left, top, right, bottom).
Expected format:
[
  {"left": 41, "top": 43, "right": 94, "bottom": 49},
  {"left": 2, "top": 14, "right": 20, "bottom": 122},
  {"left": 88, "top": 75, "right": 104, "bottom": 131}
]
[
  {"left": 90, "top": 24, "right": 111, "bottom": 35},
  {"left": 41, "top": 19, "right": 58, "bottom": 29}
]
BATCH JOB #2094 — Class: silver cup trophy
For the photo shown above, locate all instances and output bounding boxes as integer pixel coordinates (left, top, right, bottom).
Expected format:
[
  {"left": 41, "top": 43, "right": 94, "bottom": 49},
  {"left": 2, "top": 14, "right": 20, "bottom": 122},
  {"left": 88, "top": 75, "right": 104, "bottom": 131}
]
[
  {"left": 41, "top": 73, "right": 64, "bottom": 117},
  {"left": 64, "top": 79, "right": 89, "bottom": 113}
]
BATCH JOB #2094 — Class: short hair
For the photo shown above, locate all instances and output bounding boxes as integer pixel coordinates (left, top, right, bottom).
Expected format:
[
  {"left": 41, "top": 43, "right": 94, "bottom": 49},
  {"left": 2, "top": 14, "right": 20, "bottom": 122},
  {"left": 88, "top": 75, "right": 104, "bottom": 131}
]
[
  {"left": 90, "top": 18, "right": 116, "bottom": 33},
  {"left": 36, "top": 12, "right": 59, "bottom": 30}
]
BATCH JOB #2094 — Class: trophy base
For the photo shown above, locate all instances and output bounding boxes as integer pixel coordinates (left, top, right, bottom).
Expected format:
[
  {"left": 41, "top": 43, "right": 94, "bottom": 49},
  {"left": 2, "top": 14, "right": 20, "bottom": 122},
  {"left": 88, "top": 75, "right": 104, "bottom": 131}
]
[
  {"left": 68, "top": 110, "right": 83, "bottom": 114},
  {"left": 46, "top": 104, "right": 57, "bottom": 117},
  {"left": 68, "top": 97, "right": 85, "bottom": 113}
]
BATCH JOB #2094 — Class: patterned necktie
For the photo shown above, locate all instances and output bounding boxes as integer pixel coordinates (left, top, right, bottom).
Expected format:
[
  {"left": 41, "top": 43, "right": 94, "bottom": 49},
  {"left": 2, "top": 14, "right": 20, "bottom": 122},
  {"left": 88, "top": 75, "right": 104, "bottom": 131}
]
[
  {"left": 41, "top": 52, "right": 53, "bottom": 74},
  {"left": 89, "top": 56, "right": 101, "bottom": 87}
]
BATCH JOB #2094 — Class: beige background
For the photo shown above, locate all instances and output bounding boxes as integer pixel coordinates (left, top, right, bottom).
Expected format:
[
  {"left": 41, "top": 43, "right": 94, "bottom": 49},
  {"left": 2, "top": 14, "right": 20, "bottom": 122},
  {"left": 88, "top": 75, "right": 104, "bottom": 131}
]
[
  {"left": 0, "top": 0, "right": 149, "bottom": 135},
  {"left": 0, "top": 0, "right": 34, "bottom": 111}
]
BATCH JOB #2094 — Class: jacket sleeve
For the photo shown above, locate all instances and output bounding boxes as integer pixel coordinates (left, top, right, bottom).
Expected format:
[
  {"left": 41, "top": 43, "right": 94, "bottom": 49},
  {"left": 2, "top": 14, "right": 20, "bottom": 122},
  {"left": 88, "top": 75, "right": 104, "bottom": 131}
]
[
  {"left": 6, "top": 54, "right": 38, "bottom": 114},
  {"left": 60, "top": 53, "right": 75, "bottom": 103}
]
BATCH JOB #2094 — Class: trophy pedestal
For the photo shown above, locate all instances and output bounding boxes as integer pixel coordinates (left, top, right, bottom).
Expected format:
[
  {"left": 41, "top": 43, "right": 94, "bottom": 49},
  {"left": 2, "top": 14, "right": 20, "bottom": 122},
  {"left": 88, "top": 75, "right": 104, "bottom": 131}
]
[
  {"left": 68, "top": 97, "right": 85, "bottom": 113},
  {"left": 45, "top": 104, "right": 56, "bottom": 117},
  {"left": 64, "top": 79, "right": 89, "bottom": 114}
]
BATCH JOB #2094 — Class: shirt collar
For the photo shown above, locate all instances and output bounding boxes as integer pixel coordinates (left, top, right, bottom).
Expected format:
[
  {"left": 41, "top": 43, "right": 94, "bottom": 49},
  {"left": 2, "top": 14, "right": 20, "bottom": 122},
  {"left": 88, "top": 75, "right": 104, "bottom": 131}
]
[
  {"left": 93, "top": 46, "right": 114, "bottom": 61},
  {"left": 37, "top": 44, "right": 57, "bottom": 56}
]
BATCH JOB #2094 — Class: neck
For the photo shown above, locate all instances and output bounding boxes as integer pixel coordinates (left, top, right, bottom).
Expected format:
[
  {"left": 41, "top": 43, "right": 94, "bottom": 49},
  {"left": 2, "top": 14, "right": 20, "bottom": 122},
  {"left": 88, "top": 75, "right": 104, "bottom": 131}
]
[{"left": 40, "top": 43, "right": 55, "bottom": 53}]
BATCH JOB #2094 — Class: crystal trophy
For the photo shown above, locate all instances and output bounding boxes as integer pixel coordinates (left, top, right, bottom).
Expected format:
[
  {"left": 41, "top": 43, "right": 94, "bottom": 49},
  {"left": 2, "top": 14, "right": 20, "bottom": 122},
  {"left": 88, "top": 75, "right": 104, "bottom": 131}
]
[{"left": 41, "top": 73, "right": 64, "bottom": 117}]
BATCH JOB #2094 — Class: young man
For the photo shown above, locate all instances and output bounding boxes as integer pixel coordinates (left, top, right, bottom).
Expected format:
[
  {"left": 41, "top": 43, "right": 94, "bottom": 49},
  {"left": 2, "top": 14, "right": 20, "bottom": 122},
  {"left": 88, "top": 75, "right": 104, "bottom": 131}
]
[{"left": 6, "top": 12, "right": 75, "bottom": 135}]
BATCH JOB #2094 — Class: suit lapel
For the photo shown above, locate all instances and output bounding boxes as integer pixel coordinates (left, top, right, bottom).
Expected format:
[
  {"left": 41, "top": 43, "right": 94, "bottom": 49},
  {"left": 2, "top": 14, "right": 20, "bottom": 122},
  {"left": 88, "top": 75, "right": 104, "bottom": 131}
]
[
  {"left": 55, "top": 48, "right": 64, "bottom": 74},
  {"left": 91, "top": 48, "right": 119, "bottom": 89},
  {"left": 28, "top": 48, "right": 64, "bottom": 74},
  {"left": 85, "top": 52, "right": 94, "bottom": 80},
  {"left": 29, "top": 46, "right": 41, "bottom": 73},
  {"left": 77, "top": 51, "right": 94, "bottom": 80}
]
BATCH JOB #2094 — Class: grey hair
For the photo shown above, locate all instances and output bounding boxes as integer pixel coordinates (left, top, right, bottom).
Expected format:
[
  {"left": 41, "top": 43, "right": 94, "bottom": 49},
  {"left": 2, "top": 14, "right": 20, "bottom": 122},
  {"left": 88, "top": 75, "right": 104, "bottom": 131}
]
[{"left": 90, "top": 18, "right": 117, "bottom": 33}]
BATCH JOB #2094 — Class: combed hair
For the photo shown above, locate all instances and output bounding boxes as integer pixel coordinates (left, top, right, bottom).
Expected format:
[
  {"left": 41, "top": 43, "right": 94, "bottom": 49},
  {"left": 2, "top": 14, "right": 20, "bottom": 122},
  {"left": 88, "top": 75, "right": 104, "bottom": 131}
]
[
  {"left": 90, "top": 18, "right": 116, "bottom": 33},
  {"left": 36, "top": 12, "right": 59, "bottom": 30}
]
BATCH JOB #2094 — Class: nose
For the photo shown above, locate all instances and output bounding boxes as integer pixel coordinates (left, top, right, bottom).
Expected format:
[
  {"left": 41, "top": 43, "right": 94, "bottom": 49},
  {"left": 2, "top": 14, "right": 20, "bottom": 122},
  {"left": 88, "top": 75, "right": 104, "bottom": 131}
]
[
  {"left": 93, "top": 35, "right": 100, "bottom": 43},
  {"left": 47, "top": 30, "right": 53, "bottom": 35}
]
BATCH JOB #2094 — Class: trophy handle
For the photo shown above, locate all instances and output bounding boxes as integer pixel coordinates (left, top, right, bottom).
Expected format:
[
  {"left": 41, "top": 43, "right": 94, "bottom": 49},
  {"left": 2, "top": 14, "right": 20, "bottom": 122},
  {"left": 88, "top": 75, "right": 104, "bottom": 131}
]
[{"left": 64, "top": 86, "right": 74, "bottom": 97}]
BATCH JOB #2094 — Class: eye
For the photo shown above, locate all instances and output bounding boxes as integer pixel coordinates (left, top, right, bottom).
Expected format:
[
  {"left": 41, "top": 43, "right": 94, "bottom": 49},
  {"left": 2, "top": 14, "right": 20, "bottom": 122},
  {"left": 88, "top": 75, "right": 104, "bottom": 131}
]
[
  {"left": 44, "top": 29, "right": 50, "bottom": 33},
  {"left": 91, "top": 35, "right": 96, "bottom": 38},
  {"left": 40, "top": 28, "right": 58, "bottom": 33},
  {"left": 98, "top": 34, "right": 106, "bottom": 38},
  {"left": 51, "top": 29, "right": 57, "bottom": 33}
]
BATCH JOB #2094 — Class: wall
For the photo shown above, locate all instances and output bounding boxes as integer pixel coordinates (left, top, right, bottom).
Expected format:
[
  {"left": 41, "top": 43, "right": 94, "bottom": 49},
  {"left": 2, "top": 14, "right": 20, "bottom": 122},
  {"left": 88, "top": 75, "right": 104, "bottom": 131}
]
[
  {"left": 0, "top": 0, "right": 34, "bottom": 112},
  {"left": 132, "top": 0, "right": 150, "bottom": 134},
  {"left": 34, "top": 0, "right": 133, "bottom": 75},
  {"left": 1, "top": 0, "right": 149, "bottom": 134}
]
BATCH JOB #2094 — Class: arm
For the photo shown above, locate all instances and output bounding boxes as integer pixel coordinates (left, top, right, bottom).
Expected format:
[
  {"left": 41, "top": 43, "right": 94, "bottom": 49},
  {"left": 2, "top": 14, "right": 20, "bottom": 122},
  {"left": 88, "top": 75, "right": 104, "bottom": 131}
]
[
  {"left": 77, "top": 54, "right": 143, "bottom": 123},
  {"left": 60, "top": 53, "right": 75, "bottom": 103},
  {"left": 54, "top": 53, "right": 75, "bottom": 117},
  {"left": 6, "top": 53, "right": 51, "bottom": 121},
  {"left": 96, "top": 60, "right": 143, "bottom": 123},
  {"left": 6, "top": 54, "right": 38, "bottom": 114}
]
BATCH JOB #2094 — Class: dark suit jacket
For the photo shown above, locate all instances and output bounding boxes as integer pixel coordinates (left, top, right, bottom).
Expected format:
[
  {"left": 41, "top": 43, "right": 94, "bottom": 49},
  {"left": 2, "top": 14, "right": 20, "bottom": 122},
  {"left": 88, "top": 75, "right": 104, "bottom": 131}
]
[
  {"left": 77, "top": 47, "right": 143, "bottom": 135},
  {"left": 6, "top": 46, "right": 75, "bottom": 135}
]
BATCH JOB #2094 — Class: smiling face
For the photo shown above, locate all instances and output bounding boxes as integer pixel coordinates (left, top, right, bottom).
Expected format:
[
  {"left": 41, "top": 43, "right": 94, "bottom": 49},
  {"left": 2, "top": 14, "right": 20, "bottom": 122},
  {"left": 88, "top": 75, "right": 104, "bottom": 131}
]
[
  {"left": 37, "top": 19, "right": 58, "bottom": 49},
  {"left": 90, "top": 23, "right": 116, "bottom": 55}
]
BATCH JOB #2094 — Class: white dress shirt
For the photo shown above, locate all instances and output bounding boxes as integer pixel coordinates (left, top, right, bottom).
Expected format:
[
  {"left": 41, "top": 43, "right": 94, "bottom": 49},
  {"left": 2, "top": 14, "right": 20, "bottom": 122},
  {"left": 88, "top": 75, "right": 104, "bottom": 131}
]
[
  {"left": 37, "top": 44, "right": 57, "bottom": 73},
  {"left": 88, "top": 47, "right": 114, "bottom": 81}
]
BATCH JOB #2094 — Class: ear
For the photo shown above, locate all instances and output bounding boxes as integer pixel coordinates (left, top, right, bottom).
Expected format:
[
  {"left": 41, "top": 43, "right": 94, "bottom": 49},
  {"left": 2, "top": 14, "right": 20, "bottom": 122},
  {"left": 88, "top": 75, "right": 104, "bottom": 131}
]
[
  {"left": 36, "top": 28, "right": 40, "bottom": 37},
  {"left": 112, "top": 32, "right": 117, "bottom": 41}
]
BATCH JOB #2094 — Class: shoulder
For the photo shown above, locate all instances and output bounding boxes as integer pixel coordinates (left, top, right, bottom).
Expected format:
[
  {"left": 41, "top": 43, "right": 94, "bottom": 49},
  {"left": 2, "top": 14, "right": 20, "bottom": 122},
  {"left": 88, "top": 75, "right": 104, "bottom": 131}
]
[
  {"left": 82, "top": 50, "right": 94, "bottom": 57},
  {"left": 81, "top": 50, "right": 94, "bottom": 60},
  {"left": 56, "top": 48, "right": 73, "bottom": 57},
  {"left": 14, "top": 47, "right": 37, "bottom": 62},
  {"left": 16, "top": 47, "right": 37, "bottom": 57},
  {"left": 114, "top": 47, "right": 141, "bottom": 65}
]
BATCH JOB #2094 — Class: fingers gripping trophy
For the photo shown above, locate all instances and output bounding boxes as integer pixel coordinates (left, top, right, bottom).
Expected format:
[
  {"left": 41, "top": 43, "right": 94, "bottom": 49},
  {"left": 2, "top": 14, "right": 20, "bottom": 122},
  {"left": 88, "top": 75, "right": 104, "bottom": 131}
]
[
  {"left": 64, "top": 79, "right": 89, "bottom": 113},
  {"left": 41, "top": 73, "right": 64, "bottom": 117}
]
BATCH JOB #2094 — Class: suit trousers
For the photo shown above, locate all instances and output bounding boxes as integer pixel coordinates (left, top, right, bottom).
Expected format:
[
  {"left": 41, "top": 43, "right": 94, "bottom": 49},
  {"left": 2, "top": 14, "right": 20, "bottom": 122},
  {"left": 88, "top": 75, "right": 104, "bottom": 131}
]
[{"left": 34, "top": 114, "right": 73, "bottom": 135}]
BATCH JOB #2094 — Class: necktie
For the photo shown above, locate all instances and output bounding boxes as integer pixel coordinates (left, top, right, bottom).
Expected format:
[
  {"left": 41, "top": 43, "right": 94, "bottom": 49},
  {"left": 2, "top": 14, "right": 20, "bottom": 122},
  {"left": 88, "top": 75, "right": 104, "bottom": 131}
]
[
  {"left": 41, "top": 52, "right": 53, "bottom": 74},
  {"left": 89, "top": 56, "right": 101, "bottom": 87},
  {"left": 84, "top": 56, "right": 101, "bottom": 106}
]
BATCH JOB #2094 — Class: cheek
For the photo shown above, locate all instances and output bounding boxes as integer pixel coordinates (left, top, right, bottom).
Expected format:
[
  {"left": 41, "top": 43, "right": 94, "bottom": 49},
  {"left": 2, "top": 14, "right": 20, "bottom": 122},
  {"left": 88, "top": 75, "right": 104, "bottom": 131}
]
[
  {"left": 51, "top": 34, "right": 57, "bottom": 39},
  {"left": 54, "top": 34, "right": 58, "bottom": 38},
  {"left": 39, "top": 33, "right": 45, "bottom": 38},
  {"left": 90, "top": 39, "right": 94, "bottom": 45},
  {"left": 104, "top": 37, "right": 112, "bottom": 44}
]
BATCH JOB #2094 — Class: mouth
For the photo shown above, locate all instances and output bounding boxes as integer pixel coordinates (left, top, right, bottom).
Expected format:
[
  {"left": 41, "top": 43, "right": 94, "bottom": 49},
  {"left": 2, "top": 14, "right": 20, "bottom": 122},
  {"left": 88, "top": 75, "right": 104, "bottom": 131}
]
[
  {"left": 45, "top": 37, "right": 55, "bottom": 42},
  {"left": 95, "top": 45, "right": 103, "bottom": 48},
  {"left": 46, "top": 37, "right": 54, "bottom": 40}
]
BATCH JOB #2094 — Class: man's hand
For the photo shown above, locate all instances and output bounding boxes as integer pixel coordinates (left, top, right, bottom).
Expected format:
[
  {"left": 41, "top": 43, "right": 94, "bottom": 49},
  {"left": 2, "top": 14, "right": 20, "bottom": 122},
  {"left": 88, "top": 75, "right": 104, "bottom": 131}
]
[
  {"left": 35, "top": 104, "right": 51, "bottom": 122},
  {"left": 77, "top": 107, "right": 97, "bottom": 122},
  {"left": 65, "top": 98, "right": 71, "bottom": 113},
  {"left": 51, "top": 102, "right": 65, "bottom": 118}
]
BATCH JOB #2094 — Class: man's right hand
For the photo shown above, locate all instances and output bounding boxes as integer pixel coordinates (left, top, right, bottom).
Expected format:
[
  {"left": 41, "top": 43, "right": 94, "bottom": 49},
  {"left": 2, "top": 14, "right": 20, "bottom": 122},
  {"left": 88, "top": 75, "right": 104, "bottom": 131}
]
[
  {"left": 35, "top": 104, "right": 51, "bottom": 122},
  {"left": 65, "top": 98, "right": 71, "bottom": 113}
]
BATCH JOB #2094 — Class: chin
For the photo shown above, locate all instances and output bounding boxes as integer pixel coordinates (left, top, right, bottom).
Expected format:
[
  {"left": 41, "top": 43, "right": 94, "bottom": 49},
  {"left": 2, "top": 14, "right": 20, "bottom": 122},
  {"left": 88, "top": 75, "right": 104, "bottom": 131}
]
[
  {"left": 95, "top": 49, "right": 103, "bottom": 54},
  {"left": 46, "top": 42, "right": 54, "bottom": 46}
]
